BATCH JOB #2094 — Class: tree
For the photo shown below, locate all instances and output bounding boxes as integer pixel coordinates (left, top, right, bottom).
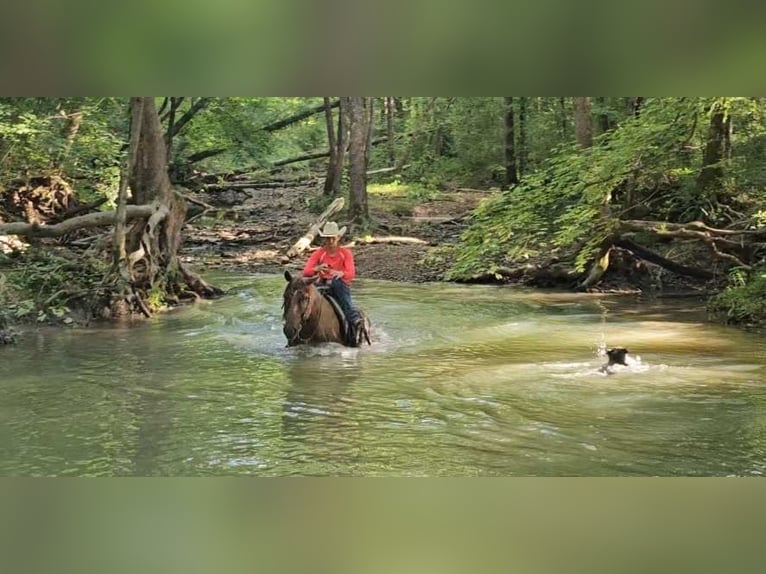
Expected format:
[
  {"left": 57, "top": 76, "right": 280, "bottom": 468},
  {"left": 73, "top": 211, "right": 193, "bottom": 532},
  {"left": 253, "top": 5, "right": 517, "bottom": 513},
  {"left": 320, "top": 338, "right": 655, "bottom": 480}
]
[
  {"left": 347, "top": 97, "right": 370, "bottom": 223},
  {"left": 118, "top": 97, "right": 222, "bottom": 314},
  {"left": 503, "top": 97, "right": 518, "bottom": 187},
  {"left": 573, "top": 97, "right": 593, "bottom": 148},
  {"left": 323, "top": 97, "right": 339, "bottom": 195},
  {"left": 518, "top": 97, "right": 528, "bottom": 175},
  {"left": 696, "top": 99, "right": 730, "bottom": 205}
]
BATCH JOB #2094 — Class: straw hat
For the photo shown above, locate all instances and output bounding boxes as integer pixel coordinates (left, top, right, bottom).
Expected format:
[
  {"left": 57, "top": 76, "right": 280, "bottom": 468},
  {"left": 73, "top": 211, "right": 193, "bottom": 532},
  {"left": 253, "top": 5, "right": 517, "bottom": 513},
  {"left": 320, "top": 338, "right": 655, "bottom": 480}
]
[{"left": 319, "top": 221, "right": 347, "bottom": 238}]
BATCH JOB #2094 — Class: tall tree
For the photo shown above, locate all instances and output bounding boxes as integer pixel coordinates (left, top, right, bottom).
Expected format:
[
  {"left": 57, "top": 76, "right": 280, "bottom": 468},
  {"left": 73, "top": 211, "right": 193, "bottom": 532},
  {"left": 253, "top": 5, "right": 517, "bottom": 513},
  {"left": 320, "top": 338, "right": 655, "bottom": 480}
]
[
  {"left": 347, "top": 97, "right": 370, "bottom": 223},
  {"left": 696, "top": 99, "right": 730, "bottom": 204},
  {"left": 323, "top": 97, "right": 339, "bottom": 195},
  {"left": 121, "top": 97, "right": 221, "bottom": 314},
  {"left": 385, "top": 96, "right": 396, "bottom": 167},
  {"left": 573, "top": 97, "right": 593, "bottom": 148},
  {"left": 518, "top": 97, "right": 529, "bottom": 176},
  {"left": 595, "top": 97, "right": 610, "bottom": 133},
  {"left": 503, "top": 97, "right": 518, "bottom": 187},
  {"left": 332, "top": 98, "right": 349, "bottom": 195},
  {"left": 558, "top": 97, "right": 568, "bottom": 138}
]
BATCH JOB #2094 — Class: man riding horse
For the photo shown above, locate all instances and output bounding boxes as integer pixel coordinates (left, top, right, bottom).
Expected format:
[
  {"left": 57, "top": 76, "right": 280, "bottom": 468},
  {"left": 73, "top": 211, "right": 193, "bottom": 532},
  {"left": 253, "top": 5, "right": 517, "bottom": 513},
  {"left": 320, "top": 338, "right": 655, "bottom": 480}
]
[{"left": 302, "top": 221, "right": 365, "bottom": 346}]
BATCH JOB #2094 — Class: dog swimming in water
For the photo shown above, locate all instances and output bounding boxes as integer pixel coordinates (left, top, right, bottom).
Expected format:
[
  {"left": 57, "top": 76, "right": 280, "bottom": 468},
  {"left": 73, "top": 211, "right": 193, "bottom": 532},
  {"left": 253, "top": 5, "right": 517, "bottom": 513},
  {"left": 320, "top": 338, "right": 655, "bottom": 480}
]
[{"left": 599, "top": 347, "right": 629, "bottom": 375}]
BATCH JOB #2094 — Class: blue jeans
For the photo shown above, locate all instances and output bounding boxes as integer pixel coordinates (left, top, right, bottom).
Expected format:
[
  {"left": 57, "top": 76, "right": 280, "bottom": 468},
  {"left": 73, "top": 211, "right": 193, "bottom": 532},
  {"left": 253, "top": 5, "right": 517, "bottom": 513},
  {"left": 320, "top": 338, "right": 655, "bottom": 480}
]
[{"left": 325, "top": 277, "right": 360, "bottom": 324}]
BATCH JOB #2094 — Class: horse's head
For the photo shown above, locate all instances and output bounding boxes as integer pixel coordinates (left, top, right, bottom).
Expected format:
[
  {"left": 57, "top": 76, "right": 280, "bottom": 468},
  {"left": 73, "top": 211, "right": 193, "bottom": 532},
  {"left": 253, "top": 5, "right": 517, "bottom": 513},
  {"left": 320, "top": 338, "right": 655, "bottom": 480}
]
[{"left": 282, "top": 270, "right": 320, "bottom": 345}]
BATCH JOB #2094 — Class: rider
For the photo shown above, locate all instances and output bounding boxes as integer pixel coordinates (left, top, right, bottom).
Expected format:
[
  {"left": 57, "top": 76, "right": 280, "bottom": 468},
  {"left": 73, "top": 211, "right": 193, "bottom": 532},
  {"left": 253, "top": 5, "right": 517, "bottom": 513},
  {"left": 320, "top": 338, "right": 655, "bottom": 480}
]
[{"left": 302, "top": 221, "right": 363, "bottom": 345}]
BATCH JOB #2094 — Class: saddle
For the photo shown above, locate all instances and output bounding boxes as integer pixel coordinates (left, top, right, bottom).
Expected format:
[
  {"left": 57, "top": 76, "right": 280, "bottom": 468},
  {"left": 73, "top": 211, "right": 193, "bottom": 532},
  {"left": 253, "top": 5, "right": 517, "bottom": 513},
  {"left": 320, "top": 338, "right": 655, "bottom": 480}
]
[{"left": 317, "top": 287, "right": 370, "bottom": 347}]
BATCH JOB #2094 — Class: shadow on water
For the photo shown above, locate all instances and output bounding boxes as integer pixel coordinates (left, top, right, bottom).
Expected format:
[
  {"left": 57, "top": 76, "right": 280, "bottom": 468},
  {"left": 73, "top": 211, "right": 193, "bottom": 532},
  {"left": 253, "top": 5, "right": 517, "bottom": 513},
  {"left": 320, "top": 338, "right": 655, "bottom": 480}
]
[{"left": 279, "top": 350, "right": 363, "bottom": 476}]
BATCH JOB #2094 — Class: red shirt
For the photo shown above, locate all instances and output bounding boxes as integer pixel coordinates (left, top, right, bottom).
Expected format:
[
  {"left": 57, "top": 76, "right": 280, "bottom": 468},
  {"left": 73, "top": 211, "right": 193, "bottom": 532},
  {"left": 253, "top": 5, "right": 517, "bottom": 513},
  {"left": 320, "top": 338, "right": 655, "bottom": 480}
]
[{"left": 303, "top": 246, "right": 356, "bottom": 285}]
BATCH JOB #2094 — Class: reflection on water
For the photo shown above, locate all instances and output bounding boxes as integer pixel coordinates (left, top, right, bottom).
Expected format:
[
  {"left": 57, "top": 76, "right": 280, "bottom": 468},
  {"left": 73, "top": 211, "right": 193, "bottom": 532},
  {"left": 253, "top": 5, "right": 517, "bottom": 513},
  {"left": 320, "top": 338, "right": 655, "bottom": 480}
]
[{"left": 1, "top": 273, "right": 765, "bottom": 476}]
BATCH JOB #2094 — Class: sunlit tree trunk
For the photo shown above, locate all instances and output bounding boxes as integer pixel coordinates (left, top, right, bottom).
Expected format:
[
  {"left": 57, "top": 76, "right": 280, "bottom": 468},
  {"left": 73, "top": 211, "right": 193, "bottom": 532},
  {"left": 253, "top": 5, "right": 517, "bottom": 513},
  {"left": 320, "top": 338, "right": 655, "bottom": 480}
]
[
  {"left": 347, "top": 97, "right": 369, "bottom": 223},
  {"left": 696, "top": 100, "right": 729, "bottom": 202},
  {"left": 112, "top": 96, "right": 221, "bottom": 316},
  {"left": 503, "top": 97, "right": 518, "bottom": 187},
  {"left": 573, "top": 97, "right": 593, "bottom": 148}
]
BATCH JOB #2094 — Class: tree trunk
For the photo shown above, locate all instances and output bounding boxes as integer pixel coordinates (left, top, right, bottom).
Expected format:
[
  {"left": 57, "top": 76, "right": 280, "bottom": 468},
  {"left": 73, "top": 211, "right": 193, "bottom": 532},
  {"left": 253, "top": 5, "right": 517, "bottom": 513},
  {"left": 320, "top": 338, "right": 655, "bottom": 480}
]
[
  {"left": 518, "top": 97, "right": 528, "bottom": 176},
  {"left": 57, "top": 109, "right": 83, "bottom": 172},
  {"left": 573, "top": 97, "right": 593, "bottom": 148},
  {"left": 121, "top": 97, "right": 221, "bottom": 314},
  {"left": 595, "top": 97, "right": 610, "bottom": 133},
  {"left": 332, "top": 98, "right": 350, "bottom": 195},
  {"left": 323, "top": 97, "right": 338, "bottom": 195},
  {"left": 629, "top": 97, "right": 644, "bottom": 118},
  {"left": 347, "top": 97, "right": 369, "bottom": 223},
  {"left": 558, "top": 97, "right": 568, "bottom": 138},
  {"left": 386, "top": 97, "right": 395, "bottom": 167},
  {"left": 503, "top": 97, "right": 518, "bottom": 187},
  {"left": 365, "top": 97, "right": 375, "bottom": 168},
  {"left": 696, "top": 100, "right": 728, "bottom": 201}
]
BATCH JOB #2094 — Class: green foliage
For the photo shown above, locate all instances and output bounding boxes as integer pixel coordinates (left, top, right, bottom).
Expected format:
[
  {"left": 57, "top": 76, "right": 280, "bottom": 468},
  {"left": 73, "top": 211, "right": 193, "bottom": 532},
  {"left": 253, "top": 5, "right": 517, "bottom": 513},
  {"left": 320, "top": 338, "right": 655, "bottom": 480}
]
[
  {"left": 304, "top": 192, "right": 336, "bottom": 214},
  {"left": 0, "top": 98, "right": 126, "bottom": 199},
  {"left": 709, "top": 269, "right": 766, "bottom": 326},
  {"left": 0, "top": 248, "right": 109, "bottom": 326},
  {"left": 448, "top": 98, "right": 703, "bottom": 279},
  {"left": 368, "top": 181, "right": 442, "bottom": 217}
]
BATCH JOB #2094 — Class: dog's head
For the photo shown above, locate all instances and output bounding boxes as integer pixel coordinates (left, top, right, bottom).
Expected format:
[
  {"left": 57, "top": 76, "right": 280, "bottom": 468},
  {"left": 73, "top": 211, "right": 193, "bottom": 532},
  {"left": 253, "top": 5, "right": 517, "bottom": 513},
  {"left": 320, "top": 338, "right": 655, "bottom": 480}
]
[{"left": 606, "top": 347, "right": 629, "bottom": 366}]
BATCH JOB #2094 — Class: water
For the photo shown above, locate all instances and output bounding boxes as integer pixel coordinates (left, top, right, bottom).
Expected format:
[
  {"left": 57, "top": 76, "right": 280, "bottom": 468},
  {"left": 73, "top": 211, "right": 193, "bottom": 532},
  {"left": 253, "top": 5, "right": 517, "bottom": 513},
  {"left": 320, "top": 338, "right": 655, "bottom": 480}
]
[{"left": 1, "top": 272, "right": 765, "bottom": 476}]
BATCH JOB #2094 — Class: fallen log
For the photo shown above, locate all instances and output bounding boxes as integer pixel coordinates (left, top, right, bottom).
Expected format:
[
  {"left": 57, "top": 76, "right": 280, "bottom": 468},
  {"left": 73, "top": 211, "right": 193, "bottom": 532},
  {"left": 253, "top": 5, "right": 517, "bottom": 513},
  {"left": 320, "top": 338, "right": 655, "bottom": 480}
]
[
  {"left": 0, "top": 204, "right": 156, "bottom": 238},
  {"left": 262, "top": 100, "right": 339, "bottom": 133},
  {"left": 272, "top": 136, "right": 388, "bottom": 168},
  {"left": 367, "top": 165, "right": 411, "bottom": 176},
  {"left": 615, "top": 238, "right": 716, "bottom": 279},
  {"left": 353, "top": 236, "right": 428, "bottom": 245},
  {"left": 204, "top": 179, "right": 319, "bottom": 191},
  {"left": 456, "top": 187, "right": 497, "bottom": 194},
  {"left": 286, "top": 197, "right": 345, "bottom": 257}
]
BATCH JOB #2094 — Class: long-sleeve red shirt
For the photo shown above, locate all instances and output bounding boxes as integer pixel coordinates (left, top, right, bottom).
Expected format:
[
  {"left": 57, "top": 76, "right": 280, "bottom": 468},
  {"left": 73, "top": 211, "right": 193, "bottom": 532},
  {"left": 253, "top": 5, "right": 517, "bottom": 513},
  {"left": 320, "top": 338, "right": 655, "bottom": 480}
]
[{"left": 302, "top": 246, "right": 356, "bottom": 285}]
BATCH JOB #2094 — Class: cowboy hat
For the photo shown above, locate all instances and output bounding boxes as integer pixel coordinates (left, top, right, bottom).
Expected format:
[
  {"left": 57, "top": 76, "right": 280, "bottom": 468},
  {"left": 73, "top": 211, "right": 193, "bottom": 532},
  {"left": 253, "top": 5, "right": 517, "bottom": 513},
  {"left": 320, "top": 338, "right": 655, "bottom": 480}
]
[{"left": 319, "top": 221, "right": 347, "bottom": 238}]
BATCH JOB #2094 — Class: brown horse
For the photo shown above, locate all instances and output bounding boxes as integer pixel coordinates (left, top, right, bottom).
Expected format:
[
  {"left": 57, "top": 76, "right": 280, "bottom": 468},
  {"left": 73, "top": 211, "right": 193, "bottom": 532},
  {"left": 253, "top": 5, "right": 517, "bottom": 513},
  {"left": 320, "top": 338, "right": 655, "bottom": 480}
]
[{"left": 282, "top": 270, "right": 371, "bottom": 347}]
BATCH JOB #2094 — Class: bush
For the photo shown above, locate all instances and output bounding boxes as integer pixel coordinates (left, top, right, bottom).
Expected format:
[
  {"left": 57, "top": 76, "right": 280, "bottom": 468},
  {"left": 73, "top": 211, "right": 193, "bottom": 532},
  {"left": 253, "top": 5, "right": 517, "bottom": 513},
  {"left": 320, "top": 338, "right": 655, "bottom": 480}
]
[{"left": 709, "top": 269, "right": 766, "bottom": 326}]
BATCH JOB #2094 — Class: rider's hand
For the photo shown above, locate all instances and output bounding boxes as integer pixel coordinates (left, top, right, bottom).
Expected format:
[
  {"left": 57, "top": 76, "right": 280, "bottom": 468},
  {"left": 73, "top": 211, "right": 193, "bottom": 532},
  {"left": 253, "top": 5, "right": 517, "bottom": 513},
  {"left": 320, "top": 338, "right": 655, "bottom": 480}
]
[
  {"left": 315, "top": 263, "right": 329, "bottom": 274},
  {"left": 330, "top": 270, "right": 344, "bottom": 279}
]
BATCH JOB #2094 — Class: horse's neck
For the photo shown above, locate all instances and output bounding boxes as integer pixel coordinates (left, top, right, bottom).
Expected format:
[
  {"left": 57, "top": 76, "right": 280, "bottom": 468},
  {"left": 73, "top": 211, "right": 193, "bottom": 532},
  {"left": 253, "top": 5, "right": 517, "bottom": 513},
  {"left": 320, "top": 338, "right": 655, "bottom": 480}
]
[{"left": 306, "top": 288, "right": 339, "bottom": 332}]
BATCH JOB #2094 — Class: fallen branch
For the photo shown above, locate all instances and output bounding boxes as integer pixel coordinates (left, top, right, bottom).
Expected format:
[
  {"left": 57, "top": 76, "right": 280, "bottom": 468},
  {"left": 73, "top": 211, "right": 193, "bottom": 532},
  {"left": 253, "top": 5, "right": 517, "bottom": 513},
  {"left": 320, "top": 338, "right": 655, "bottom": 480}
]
[
  {"left": 271, "top": 136, "right": 388, "bottom": 168},
  {"left": 49, "top": 197, "right": 108, "bottom": 223},
  {"left": 614, "top": 239, "right": 716, "bottom": 279},
  {"left": 262, "top": 99, "right": 339, "bottom": 133},
  {"left": 0, "top": 205, "right": 155, "bottom": 238},
  {"left": 354, "top": 236, "right": 429, "bottom": 245},
  {"left": 367, "top": 165, "right": 410, "bottom": 176},
  {"left": 286, "top": 197, "right": 345, "bottom": 257},
  {"left": 456, "top": 187, "right": 496, "bottom": 194}
]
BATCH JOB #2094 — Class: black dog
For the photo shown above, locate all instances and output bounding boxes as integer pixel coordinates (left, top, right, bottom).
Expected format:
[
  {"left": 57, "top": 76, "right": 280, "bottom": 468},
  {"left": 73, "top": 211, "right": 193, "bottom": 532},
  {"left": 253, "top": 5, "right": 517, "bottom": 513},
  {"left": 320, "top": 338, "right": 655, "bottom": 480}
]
[
  {"left": 606, "top": 347, "right": 629, "bottom": 366},
  {"left": 599, "top": 347, "right": 629, "bottom": 374}
]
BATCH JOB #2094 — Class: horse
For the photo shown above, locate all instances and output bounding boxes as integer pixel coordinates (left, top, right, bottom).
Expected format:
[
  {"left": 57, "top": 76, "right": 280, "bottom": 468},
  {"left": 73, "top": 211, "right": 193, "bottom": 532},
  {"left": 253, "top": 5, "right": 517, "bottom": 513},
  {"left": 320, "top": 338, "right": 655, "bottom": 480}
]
[{"left": 282, "top": 270, "right": 371, "bottom": 347}]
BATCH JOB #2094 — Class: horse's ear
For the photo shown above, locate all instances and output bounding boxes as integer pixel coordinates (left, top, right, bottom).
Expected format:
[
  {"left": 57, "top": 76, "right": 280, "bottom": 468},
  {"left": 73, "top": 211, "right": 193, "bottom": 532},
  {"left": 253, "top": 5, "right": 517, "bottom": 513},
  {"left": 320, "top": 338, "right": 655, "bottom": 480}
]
[{"left": 284, "top": 270, "right": 292, "bottom": 282}]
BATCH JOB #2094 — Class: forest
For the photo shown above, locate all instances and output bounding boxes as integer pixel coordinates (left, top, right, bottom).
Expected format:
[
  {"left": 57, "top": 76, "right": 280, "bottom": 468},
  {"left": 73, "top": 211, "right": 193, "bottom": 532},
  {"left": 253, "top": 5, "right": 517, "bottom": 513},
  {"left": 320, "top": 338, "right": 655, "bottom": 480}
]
[{"left": 1, "top": 96, "right": 766, "bottom": 344}]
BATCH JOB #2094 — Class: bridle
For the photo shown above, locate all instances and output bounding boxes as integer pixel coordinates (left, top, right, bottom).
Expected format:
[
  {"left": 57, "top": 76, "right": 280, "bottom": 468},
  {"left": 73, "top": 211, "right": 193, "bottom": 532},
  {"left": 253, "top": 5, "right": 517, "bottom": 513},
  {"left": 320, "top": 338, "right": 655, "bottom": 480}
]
[{"left": 284, "top": 281, "right": 322, "bottom": 345}]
